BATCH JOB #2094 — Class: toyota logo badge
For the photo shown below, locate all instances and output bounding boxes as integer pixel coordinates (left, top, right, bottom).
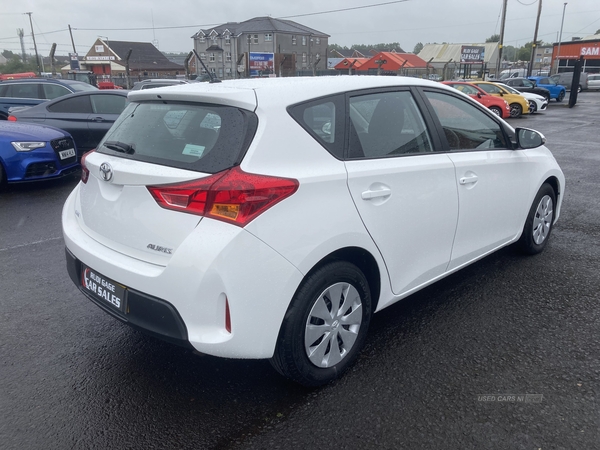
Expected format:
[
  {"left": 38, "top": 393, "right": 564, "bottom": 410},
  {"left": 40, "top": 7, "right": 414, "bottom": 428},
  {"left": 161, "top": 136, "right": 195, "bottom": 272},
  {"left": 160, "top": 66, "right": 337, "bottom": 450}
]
[{"left": 99, "top": 162, "right": 113, "bottom": 182}]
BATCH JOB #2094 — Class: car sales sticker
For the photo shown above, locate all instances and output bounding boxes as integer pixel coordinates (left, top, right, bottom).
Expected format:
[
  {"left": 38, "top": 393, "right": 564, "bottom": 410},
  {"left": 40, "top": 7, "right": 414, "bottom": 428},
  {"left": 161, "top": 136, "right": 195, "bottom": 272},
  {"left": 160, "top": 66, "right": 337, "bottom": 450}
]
[{"left": 81, "top": 266, "right": 126, "bottom": 312}]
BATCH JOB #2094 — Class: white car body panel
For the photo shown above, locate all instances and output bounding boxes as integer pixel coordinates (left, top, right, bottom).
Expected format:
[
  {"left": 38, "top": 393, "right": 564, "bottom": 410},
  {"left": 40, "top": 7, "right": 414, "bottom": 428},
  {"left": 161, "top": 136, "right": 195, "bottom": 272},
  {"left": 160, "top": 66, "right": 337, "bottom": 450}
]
[{"left": 345, "top": 154, "right": 458, "bottom": 295}]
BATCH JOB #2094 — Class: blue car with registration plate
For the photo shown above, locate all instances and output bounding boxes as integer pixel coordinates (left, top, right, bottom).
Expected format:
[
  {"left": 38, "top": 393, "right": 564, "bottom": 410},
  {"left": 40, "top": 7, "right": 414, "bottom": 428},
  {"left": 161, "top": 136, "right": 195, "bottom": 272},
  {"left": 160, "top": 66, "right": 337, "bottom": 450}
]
[
  {"left": 0, "top": 122, "right": 79, "bottom": 187},
  {"left": 528, "top": 76, "right": 567, "bottom": 102}
]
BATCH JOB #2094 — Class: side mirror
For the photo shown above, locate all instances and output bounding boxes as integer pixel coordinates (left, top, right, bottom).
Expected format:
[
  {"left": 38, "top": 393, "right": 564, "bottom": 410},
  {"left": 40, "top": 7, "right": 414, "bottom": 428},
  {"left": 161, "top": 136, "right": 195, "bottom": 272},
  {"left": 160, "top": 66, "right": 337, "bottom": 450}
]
[
  {"left": 515, "top": 127, "right": 545, "bottom": 149},
  {"left": 477, "top": 93, "right": 482, "bottom": 98}
]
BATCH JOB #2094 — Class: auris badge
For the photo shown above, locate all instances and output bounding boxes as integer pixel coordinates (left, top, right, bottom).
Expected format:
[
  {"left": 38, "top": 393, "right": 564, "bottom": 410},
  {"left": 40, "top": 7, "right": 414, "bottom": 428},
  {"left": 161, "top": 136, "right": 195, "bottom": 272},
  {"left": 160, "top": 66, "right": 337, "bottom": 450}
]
[{"left": 99, "top": 162, "right": 113, "bottom": 182}]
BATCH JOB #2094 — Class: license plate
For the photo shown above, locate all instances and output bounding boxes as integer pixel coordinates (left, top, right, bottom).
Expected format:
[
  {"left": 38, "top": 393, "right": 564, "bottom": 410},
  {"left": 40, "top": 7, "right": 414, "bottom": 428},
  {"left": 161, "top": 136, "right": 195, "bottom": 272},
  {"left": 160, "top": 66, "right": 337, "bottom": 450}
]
[
  {"left": 59, "top": 148, "right": 76, "bottom": 160},
  {"left": 81, "top": 265, "right": 126, "bottom": 312}
]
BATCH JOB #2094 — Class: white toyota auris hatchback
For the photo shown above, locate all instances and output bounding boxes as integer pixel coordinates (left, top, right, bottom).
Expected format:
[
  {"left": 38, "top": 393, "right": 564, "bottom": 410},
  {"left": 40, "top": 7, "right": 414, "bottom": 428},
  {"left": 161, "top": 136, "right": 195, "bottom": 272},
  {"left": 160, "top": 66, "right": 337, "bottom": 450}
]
[{"left": 63, "top": 76, "right": 565, "bottom": 386}]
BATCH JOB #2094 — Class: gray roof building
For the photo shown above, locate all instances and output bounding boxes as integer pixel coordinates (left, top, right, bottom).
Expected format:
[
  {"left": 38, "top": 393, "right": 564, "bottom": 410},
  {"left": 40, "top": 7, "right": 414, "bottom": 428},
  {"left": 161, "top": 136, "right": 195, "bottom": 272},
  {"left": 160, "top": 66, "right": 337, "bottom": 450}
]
[{"left": 192, "top": 16, "right": 329, "bottom": 78}]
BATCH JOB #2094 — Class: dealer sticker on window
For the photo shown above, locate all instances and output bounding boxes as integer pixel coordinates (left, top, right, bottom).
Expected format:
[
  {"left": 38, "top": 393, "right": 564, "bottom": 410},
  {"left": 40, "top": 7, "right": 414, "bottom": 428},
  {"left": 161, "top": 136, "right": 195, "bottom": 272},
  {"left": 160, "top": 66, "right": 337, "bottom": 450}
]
[
  {"left": 81, "top": 265, "right": 126, "bottom": 312},
  {"left": 59, "top": 148, "right": 76, "bottom": 160}
]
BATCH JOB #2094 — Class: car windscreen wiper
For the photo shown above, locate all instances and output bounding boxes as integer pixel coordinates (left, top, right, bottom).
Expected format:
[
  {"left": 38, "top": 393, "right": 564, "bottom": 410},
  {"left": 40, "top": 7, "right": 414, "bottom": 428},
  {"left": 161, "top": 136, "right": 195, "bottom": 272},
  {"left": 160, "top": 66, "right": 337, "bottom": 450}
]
[{"left": 103, "top": 141, "right": 135, "bottom": 154}]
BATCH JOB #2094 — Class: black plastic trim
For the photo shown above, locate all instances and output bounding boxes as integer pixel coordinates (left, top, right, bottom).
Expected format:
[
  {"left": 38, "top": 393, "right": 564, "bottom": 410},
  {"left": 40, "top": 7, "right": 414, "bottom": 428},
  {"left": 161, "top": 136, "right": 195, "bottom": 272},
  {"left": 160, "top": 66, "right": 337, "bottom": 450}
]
[{"left": 65, "top": 248, "right": 192, "bottom": 349}]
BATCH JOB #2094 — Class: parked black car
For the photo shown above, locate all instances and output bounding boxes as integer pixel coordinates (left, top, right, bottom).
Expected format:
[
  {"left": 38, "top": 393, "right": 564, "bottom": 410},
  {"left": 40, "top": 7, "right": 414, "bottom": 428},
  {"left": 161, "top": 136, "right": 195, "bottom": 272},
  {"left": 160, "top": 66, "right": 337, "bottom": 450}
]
[
  {"left": 500, "top": 78, "right": 551, "bottom": 101},
  {"left": 8, "top": 90, "right": 128, "bottom": 156}
]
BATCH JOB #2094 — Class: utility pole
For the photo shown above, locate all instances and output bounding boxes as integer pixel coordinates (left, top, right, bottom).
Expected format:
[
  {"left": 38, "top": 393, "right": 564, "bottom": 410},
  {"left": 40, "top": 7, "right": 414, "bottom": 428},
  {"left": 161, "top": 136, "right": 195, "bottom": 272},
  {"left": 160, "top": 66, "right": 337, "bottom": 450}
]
[
  {"left": 554, "top": 3, "right": 568, "bottom": 74},
  {"left": 68, "top": 24, "right": 77, "bottom": 53},
  {"left": 497, "top": 0, "right": 508, "bottom": 76},
  {"left": 26, "top": 12, "right": 41, "bottom": 76},
  {"left": 528, "top": 0, "right": 543, "bottom": 77}
]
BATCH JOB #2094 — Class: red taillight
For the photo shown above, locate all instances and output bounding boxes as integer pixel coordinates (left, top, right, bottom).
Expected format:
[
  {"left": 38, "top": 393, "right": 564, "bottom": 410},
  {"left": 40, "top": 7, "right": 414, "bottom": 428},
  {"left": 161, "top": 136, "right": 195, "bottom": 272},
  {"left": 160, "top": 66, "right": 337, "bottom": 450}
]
[
  {"left": 80, "top": 150, "right": 94, "bottom": 183},
  {"left": 7, "top": 116, "right": 17, "bottom": 122},
  {"left": 147, "top": 166, "right": 299, "bottom": 227},
  {"left": 225, "top": 298, "right": 231, "bottom": 333}
]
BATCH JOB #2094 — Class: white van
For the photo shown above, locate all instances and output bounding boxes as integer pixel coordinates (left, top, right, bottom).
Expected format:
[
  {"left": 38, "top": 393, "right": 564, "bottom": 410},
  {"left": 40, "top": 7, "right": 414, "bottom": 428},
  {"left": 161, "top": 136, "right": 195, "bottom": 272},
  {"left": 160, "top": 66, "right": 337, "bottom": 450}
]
[{"left": 499, "top": 68, "right": 528, "bottom": 79}]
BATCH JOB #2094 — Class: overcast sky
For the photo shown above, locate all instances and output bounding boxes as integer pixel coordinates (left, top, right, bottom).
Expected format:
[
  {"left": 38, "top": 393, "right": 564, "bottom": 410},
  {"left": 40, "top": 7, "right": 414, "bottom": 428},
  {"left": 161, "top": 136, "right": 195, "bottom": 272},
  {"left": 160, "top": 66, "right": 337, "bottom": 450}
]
[{"left": 1, "top": 0, "right": 599, "bottom": 58}]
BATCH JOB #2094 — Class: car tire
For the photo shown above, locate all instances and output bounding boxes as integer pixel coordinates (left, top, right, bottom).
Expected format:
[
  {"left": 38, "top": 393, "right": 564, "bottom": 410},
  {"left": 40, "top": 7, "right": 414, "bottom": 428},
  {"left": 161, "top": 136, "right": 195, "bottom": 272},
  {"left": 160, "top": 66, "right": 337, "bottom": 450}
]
[
  {"left": 270, "top": 260, "right": 372, "bottom": 387},
  {"left": 518, "top": 183, "right": 556, "bottom": 255},
  {"left": 509, "top": 103, "right": 522, "bottom": 118},
  {"left": 528, "top": 100, "right": 537, "bottom": 114},
  {"left": 557, "top": 91, "right": 565, "bottom": 102},
  {"left": 489, "top": 106, "right": 502, "bottom": 117}
]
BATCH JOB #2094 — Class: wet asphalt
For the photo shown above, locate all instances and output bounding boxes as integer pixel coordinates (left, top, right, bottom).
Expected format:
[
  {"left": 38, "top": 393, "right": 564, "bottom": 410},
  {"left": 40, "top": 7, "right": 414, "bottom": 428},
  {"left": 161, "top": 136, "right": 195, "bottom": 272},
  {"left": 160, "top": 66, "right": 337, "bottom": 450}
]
[{"left": 1, "top": 90, "right": 599, "bottom": 450}]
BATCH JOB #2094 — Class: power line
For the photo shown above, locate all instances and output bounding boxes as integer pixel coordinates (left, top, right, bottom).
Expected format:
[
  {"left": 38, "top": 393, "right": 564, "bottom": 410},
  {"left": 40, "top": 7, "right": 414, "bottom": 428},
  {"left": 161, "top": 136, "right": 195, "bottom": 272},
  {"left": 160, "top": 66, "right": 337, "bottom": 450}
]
[{"left": 277, "top": 0, "right": 411, "bottom": 19}]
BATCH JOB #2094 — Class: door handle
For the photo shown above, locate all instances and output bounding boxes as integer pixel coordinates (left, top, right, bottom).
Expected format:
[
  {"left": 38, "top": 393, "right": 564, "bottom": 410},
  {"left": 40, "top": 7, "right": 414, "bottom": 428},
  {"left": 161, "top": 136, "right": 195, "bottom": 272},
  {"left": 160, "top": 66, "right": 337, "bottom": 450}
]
[
  {"left": 361, "top": 187, "right": 392, "bottom": 199},
  {"left": 92, "top": 116, "right": 105, "bottom": 122},
  {"left": 459, "top": 175, "right": 479, "bottom": 185}
]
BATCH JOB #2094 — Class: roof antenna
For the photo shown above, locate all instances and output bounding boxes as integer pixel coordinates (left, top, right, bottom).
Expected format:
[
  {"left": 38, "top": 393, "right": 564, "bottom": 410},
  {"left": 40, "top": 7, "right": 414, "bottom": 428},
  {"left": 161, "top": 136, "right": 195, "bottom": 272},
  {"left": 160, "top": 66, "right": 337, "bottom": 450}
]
[{"left": 192, "top": 49, "right": 221, "bottom": 83}]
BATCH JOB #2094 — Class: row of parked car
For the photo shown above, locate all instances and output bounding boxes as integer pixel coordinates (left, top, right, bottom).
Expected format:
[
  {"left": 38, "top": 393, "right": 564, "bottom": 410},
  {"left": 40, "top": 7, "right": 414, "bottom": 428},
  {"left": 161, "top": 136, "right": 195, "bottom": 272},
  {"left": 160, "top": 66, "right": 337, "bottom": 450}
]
[{"left": 440, "top": 72, "right": 600, "bottom": 120}]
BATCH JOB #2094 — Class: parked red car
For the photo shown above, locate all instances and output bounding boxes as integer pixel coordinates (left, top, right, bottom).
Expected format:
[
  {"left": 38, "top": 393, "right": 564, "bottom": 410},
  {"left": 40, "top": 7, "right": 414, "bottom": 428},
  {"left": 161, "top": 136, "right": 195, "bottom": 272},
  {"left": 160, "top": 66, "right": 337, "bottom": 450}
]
[{"left": 442, "top": 81, "right": 511, "bottom": 119}]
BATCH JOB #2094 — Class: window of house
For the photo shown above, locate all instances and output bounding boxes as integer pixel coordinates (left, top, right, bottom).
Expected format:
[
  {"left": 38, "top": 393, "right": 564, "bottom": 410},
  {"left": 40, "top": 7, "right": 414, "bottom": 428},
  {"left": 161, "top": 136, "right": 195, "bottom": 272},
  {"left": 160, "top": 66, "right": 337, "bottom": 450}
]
[
  {"left": 302, "top": 36, "right": 307, "bottom": 46},
  {"left": 218, "top": 53, "right": 222, "bottom": 62},
  {"left": 315, "top": 38, "right": 320, "bottom": 45},
  {"left": 265, "top": 33, "right": 273, "bottom": 42},
  {"left": 247, "top": 35, "right": 252, "bottom": 44},
  {"left": 200, "top": 52, "right": 206, "bottom": 60},
  {"left": 209, "top": 53, "right": 215, "bottom": 62},
  {"left": 302, "top": 53, "right": 307, "bottom": 63},
  {"left": 292, "top": 36, "right": 297, "bottom": 45},
  {"left": 199, "top": 36, "right": 205, "bottom": 43},
  {"left": 225, "top": 36, "right": 230, "bottom": 45},
  {"left": 226, "top": 52, "right": 232, "bottom": 62},
  {"left": 218, "top": 68, "right": 224, "bottom": 78},
  {"left": 253, "top": 34, "right": 259, "bottom": 44}
]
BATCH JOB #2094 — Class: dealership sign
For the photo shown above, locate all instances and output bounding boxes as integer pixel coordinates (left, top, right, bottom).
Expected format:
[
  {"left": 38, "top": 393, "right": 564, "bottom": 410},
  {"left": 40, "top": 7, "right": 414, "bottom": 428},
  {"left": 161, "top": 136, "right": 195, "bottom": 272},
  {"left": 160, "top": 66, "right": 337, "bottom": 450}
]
[
  {"left": 460, "top": 46, "right": 485, "bottom": 63},
  {"left": 581, "top": 47, "right": 600, "bottom": 56},
  {"left": 249, "top": 52, "right": 274, "bottom": 76}
]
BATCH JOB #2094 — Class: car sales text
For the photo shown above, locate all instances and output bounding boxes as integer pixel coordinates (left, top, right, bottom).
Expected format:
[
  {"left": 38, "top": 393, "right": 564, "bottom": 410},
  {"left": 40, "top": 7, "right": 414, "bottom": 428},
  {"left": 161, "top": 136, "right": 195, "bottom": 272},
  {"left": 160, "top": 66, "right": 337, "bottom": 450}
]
[{"left": 86, "top": 270, "right": 121, "bottom": 308}]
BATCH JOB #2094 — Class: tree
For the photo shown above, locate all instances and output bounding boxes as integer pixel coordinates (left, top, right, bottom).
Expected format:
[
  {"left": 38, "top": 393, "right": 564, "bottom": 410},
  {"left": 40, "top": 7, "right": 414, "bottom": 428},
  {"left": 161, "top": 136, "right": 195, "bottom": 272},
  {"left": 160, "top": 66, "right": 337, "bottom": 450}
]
[
  {"left": 486, "top": 34, "right": 501, "bottom": 43},
  {"left": 517, "top": 42, "right": 535, "bottom": 62},
  {"left": 413, "top": 42, "right": 424, "bottom": 54},
  {"left": 0, "top": 58, "right": 36, "bottom": 74}
]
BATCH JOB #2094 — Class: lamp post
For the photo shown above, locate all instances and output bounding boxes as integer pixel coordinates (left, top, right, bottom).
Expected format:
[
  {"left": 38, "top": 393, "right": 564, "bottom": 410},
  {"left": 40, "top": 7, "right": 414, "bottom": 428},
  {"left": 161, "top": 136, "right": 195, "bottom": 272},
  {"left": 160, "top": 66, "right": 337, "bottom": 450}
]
[{"left": 554, "top": 3, "right": 567, "bottom": 75}]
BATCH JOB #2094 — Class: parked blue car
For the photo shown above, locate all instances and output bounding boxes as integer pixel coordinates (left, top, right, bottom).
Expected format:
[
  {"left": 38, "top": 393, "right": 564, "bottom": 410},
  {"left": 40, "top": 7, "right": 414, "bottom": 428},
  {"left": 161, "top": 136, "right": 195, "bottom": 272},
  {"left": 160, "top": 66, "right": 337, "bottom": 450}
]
[
  {"left": 528, "top": 76, "right": 567, "bottom": 102},
  {"left": 0, "top": 122, "right": 79, "bottom": 187}
]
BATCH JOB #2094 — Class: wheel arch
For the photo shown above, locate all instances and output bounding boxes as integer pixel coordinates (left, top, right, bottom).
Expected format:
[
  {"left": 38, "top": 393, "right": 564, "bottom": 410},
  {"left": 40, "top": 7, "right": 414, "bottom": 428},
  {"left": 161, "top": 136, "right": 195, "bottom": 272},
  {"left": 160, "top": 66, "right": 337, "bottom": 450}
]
[
  {"left": 542, "top": 175, "right": 562, "bottom": 222},
  {"left": 299, "top": 246, "right": 382, "bottom": 313}
]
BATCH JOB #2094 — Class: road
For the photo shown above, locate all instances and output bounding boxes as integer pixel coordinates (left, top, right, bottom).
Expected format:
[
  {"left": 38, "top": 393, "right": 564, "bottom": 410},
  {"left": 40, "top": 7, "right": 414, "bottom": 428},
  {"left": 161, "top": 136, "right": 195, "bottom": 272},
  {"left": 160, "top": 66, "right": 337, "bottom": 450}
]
[{"left": 1, "top": 91, "right": 599, "bottom": 449}]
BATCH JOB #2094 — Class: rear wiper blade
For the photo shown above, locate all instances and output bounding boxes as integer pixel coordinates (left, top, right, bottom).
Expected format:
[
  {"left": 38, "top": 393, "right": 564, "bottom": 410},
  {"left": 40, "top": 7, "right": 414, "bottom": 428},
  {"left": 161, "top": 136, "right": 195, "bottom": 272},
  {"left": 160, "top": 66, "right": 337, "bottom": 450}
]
[{"left": 103, "top": 141, "right": 135, "bottom": 154}]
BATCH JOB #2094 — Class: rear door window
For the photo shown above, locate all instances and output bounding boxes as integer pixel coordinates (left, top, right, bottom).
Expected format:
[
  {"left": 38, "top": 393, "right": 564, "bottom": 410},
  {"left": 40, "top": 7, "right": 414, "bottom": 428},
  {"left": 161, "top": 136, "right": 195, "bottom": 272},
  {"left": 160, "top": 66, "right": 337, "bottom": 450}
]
[
  {"left": 43, "top": 83, "right": 72, "bottom": 99},
  {"left": 90, "top": 94, "right": 127, "bottom": 114},
  {"left": 96, "top": 101, "right": 258, "bottom": 173},
  {"left": 348, "top": 90, "right": 433, "bottom": 158},
  {"left": 48, "top": 95, "right": 93, "bottom": 113}
]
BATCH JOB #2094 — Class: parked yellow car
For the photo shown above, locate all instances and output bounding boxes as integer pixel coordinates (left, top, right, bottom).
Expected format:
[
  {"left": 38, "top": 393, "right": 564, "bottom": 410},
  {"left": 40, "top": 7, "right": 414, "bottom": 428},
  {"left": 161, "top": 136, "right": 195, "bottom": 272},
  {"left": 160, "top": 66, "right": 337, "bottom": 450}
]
[{"left": 470, "top": 81, "right": 530, "bottom": 118}]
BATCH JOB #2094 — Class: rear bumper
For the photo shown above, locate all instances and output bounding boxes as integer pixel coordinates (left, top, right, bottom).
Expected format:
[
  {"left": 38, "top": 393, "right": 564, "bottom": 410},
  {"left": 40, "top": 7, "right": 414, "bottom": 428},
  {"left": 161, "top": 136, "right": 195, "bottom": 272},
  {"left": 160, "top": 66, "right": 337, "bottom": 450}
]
[{"left": 65, "top": 247, "right": 192, "bottom": 349}]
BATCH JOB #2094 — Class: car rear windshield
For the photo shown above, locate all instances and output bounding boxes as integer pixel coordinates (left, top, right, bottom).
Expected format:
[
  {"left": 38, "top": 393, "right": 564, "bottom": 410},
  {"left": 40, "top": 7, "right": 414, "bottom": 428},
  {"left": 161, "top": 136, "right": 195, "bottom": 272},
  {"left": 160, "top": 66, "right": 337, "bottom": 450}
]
[{"left": 96, "top": 101, "right": 258, "bottom": 173}]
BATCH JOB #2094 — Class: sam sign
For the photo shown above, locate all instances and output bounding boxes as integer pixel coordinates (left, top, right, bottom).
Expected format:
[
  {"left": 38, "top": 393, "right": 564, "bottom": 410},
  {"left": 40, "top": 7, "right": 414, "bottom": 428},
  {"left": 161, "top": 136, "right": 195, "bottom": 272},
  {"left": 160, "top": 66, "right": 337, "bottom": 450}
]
[
  {"left": 249, "top": 52, "right": 274, "bottom": 77},
  {"left": 461, "top": 46, "right": 485, "bottom": 63}
]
